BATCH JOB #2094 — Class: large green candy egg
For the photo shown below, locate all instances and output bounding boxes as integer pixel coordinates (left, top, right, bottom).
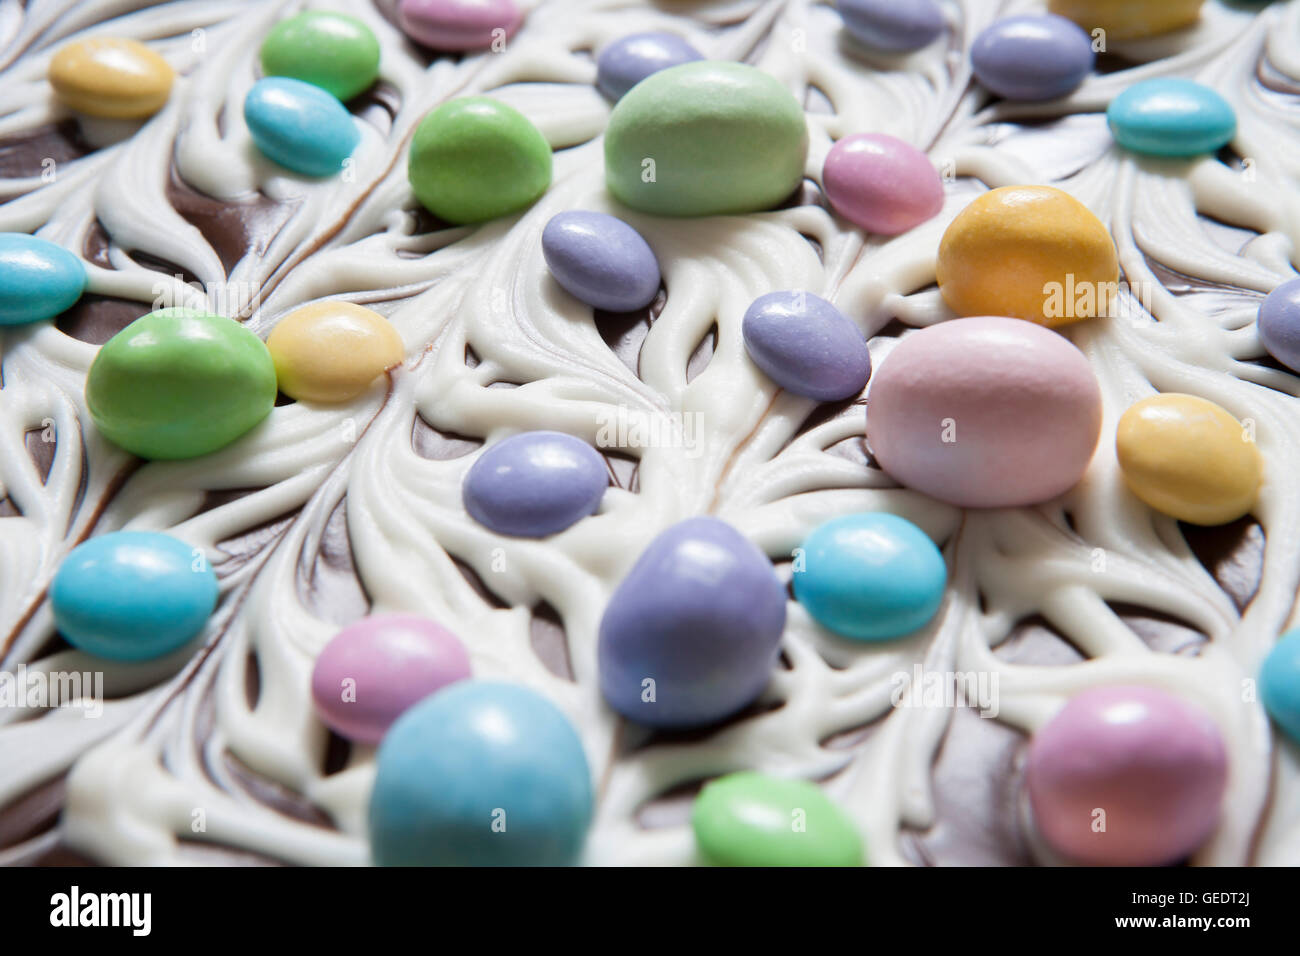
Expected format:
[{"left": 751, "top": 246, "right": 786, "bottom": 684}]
[
  {"left": 86, "top": 307, "right": 277, "bottom": 460},
  {"left": 604, "top": 61, "right": 809, "bottom": 217}
]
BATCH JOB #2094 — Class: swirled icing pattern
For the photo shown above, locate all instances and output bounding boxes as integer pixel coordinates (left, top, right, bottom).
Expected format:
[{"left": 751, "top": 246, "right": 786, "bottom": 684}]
[{"left": 1, "top": 0, "right": 1299, "bottom": 866}]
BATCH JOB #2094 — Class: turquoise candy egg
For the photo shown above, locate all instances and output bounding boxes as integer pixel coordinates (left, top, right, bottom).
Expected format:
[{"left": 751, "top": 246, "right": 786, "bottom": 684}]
[
  {"left": 1106, "top": 78, "right": 1236, "bottom": 157},
  {"left": 369, "top": 680, "right": 593, "bottom": 866},
  {"left": 0, "top": 233, "right": 86, "bottom": 325},
  {"left": 51, "top": 531, "right": 219, "bottom": 661},
  {"left": 1261, "top": 629, "right": 1300, "bottom": 745},
  {"left": 793, "top": 513, "right": 946, "bottom": 641},
  {"left": 244, "top": 76, "right": 359, "bottom": 177}
]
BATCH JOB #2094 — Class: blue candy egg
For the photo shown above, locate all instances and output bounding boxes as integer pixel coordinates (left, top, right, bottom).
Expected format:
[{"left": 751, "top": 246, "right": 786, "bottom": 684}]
[
  {"left": 244, "top": 76, "right": 359, "bottom": 177},
  {"left": 1261, "top": 629, "right": 1300, "bottom": 745},
  {"left": 598, "top": 516, "right": 787, "bottom": 728},
  {"left": 793, "top": 513, "right": 946, "bottom": 641},
  {"left": 742, "top": 290, "right": 871, "bottom": 402},
  {"left": 0, "top": 233, "right": 86, "bottom": 325},
  {"left": 1257, "top": 277, "right": 1300, "bottom": 373},
  {"left": 596, "top": 32, "right": 703, "bottom": 101},
  {"left": 838, "top": 0, "right": 945, "bottom": 53},
  {"left": 463, "top": 430, "right": 608, "bottom": 538},
  {"left": 368, "top": 680, "right": 593, "bottom": 866},
  {"left": 1107, "top": 78, "right": 1236, "bottom": 157},
  {"left": 51, "top": 531, "right": 219, "bottom": 661},
  {"left": 971, "top": 14, "right": 1095, "bottom": 102},
  {"left": 541, "top": 211, "right": 661, "bottom": 313}
]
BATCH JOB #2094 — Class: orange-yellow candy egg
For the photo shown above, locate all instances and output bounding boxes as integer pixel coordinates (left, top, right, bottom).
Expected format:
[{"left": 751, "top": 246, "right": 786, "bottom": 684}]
[
  {"left": 1116, "top": 393, "right": 1261, "bottom": 526},
  {"left": 268, "top": 302, "right": 405, "bottom": 403},
  {"left": 936, "top": 185, "right": 1118, "bottom": 327},
  {"left": 1048, "top": 0, "right": 1204, "bottom": 42},
  {"left": 50, "top": 38, "right": 174, "bottom": 119}
]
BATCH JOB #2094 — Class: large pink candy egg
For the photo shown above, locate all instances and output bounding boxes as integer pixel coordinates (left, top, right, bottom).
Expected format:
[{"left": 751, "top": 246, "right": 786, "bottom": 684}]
[
  {"left": 865, "top": 316, "right": 1102, "bottom": 507},
  {"left": 397, "top": 0, "right": 522, "bottom": 52},
  {"left": 822, "top": 133, "right": 944, "bottom": 235},
  {"left": 311, "top": 613, "right": 471, "bottom": 744},
  {"left": 1026, "top": 685, "right": 1228, "bottom": 866}
]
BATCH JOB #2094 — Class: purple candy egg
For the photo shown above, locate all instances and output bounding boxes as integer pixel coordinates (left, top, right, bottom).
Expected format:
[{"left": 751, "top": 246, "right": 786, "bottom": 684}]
[
  {"left": 463, "top": 430, "right": 609, "bottom": 537},
  {"left": 596, "top": 32, "right": 703, "bottom": 101},
  {"left": 1026, "top": 685, "right": 1228, "bottom": 866},
  {"left": 397, "top": 0, "right": 522, "bottom": 52},
  {"left": 838, "top": 0, "right": 945, "bottom": 53},
  {"left": 598, "top": 516, "right": 787, "bottom": 728},
  {"left": 742, "top": 291, "right": 871, "bottom": 401},
  {"left": 542, "top": 210, "right": 661, "bottom": 313},
  {"left": 822, "top": 132, "right": 945, "bottom": 236},
  {"left": 971, "top": 14, "right": 1095, "bottom": 102},
  {"left": 1258, "top": 277, "right": 1300, "bottom": 373},
  {"left": 311, "top": 613, "right": 471, "bottom": 744}
]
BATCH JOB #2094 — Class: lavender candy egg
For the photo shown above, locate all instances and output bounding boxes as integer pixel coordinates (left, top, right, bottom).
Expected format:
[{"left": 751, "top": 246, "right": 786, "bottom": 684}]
[
  {"left": 970, "top": 14, "right": 1095, "bottom": 102},
  {"left": 463, "top": 430, "right": 609, "bottom": 538},
  {"left": 1257, "top": 277, "right": 1300, "bottom": 374},
  {"left": 838, "top": 0, "right": 945, "bottom": 53},
  {"left": 822, "top": 133, "right": 944, "bottom": 236},
  {"left": 596, "top": 32, "right": 703, "bottom": 101},
  {"left": 598, "top": 516, "right": 787, "bottom": 729},
  {"left": 311, "top": 613, "right": 471, "bottom": 744},
  {"left": 541, "top": 211, "right": 661, "bottom": 313},
  {"left": 742, "top": 291, "right": 871, "bottom": 401}
]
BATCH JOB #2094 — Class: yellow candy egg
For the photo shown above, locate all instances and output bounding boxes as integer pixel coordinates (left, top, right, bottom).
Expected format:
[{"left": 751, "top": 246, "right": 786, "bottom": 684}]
[
  {"left": 1115, "top": 393, "right": 1261, "bottom": 526},
  {"left": 49, "top": 38, "right": 175, "bottom": 119},
  {"left": 1048, "top": 0, "right": 1204, "bottom": 42},
  {"left": 268, "top": 301, "right": 405, "bottom": 403},
  {"left": 937, "top": 185, "right": 1119, "bottom": 327}
]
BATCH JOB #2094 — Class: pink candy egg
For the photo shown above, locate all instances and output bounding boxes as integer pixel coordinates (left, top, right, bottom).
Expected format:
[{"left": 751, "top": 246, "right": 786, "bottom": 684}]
[
  {"left": 1026, "top": 685, "right": 1228, "bottom": 866},
  {"left": 865, "top": 316, "right": 1102, "bottom": 507},
  {"left": 397, "top": 0, "right": 522, "bottom": 52},
  {"left": 822, "top": 133, "right": 944, "bottom": 235},
  {"left": 311, "top": 613, "right": 471, "bottom": 744}
]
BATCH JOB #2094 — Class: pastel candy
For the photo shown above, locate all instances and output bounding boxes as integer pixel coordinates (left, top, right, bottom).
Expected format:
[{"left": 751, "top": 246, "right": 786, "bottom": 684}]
[
  {"left": 1048, "top": 0, "right": 1204, "bottom": 41},
  {"left": 837, "top": 0, "right": 945, "bottom": 52},
  {"left": 397, "top": 0, "right": 522, "bottom": 51},
  {"left": 692, "top": 772, "right": 864, "bottom": 867},
  {"left": 541, "top": 211, "right": 661, "bottom": 313},
  {"left": 1259, "top": 277, "right": 1300, "bottom": 372},
  {"left": 86, "top": 307, "right": 277, "bottom": 460},
  {"left": 49, "top": 37, "right": 174, "bottom": 119},
  {"left": 598, "top": 517, "right": 787, "bottom": 728},
  {"left": 1261, "top": 629, "right": 1300, "bottom": 745},
  {"left": 368, "top": 680, "right": 592, "bottom": 866},
  {"left": 741, "top": 291, "right": 871, "bottom": 401},
  {"left": 1107, "top": 79, "right": 1236, "bottom": 157},
  {"left": 408, "top": 97, "right": 552, "bottom": 224},
  {"left": 311, "top": 613, "right": 471, "bottom": 744},
  {"left": 51, "top": 531, "right": 218, "bottom": 661},
  {"left": 596, "top": 32, "right": 703, "bottom": 101},
  {"left": 463, "top": 431, "right": 608, "bottom": 538},
  {"left": 1115, "top": 393, "right": 1260, "bottom": 526},
  {"left": 244, "top": 77, "right": 359, "bottom": 178},
  {"left": 268, "top": 301, "right": 404, "bottom": 403},
  {"left": 0, "top": 233, "right": 86, "bottom": 325},
  {"left": 260, "top": 11, "right": 381, "bottom": 101},
  {"left": 937, "top": 185, "right": 1118, "bottom": 325},
  {"left": 822, "top": 132, "right": 944, "bottom": 235},
  {"left": 604, "top": 61, "right": 809, "bottom": 217},
  {"left": 866, "top": 317, "right": 1103, "bottom": 508},
  {"left": 793, "top": 513, "right": 946, "bottom": 641},
  {"left": 970, "top": 15, "right": 1095, "bottom": 102},
  {"left": 1026, "top": 685, "right": 1227, "bottom": 866}
]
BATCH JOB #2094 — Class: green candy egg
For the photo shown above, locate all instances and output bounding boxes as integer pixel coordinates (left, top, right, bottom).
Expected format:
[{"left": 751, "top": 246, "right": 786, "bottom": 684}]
[
  {"left": 260, "top": 11, "right": 381, "bottom": 101},
  {"left": 408, "top": 97, "right": 552, "bottom": 225},
  {"left": 691, "top": 771, "right": 865, "bottom": 867},
  {"left": 604, "top": 61, "right": 809, "bottom": 217},
  {"left": 86, "top": 308, "right": 277, "bottom": 460}
]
